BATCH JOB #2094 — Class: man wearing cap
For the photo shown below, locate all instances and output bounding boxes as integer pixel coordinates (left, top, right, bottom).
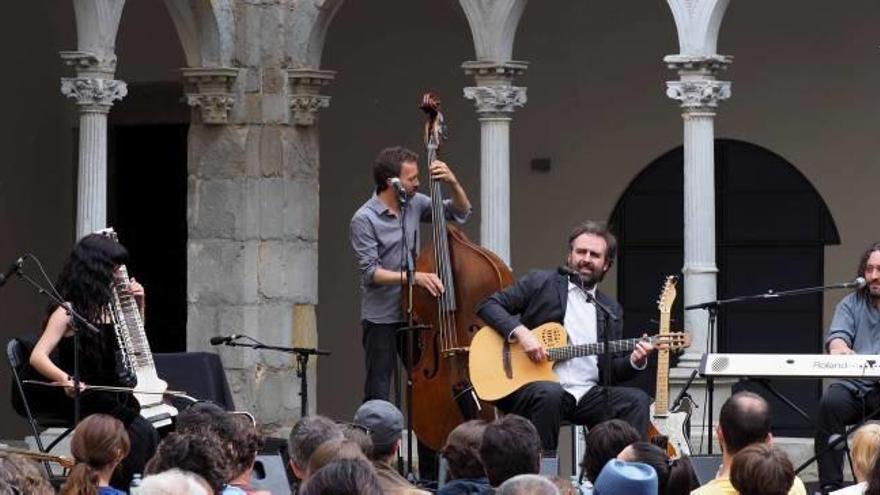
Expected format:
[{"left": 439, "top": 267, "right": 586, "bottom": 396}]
[{"left": 354, "top": 399, "right": 430, "bottom": 495}]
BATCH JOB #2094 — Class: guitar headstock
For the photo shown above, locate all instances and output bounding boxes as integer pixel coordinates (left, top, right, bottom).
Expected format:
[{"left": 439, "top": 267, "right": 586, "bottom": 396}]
[
  {"left": 657, "top": 275, "right": 678, "bottom": 314},
  {"left": 419, "top": 92, "right": 447, "bottom": 150},
  {"left": 652, "top": 331, "right": 692, "bottom": 351}
]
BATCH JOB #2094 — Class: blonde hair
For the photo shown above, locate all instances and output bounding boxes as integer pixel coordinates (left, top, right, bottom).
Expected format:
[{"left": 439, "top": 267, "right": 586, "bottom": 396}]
[{"left": 852, "top": 422, "right": 880, "bottom": 481}]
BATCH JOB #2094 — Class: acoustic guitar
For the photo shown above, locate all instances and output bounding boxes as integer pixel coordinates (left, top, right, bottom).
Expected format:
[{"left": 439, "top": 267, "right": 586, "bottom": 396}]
[{"left": 469, "top": 322, "right": 690, "bottom": 401}]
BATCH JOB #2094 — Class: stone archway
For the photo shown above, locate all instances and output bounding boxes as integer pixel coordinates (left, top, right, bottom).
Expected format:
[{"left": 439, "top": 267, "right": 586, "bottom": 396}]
[{"left": 610, "top": 138, "right": 839, "bottom": 436}]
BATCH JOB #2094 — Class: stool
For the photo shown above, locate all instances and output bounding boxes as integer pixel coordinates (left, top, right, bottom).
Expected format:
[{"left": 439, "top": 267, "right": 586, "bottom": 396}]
[{"left": 561, "top": 421, "right": 588, "bottom": 482}]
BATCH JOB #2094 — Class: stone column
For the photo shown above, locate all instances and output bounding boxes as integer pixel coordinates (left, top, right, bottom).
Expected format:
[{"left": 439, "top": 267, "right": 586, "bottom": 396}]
[
  {"left": 60, "top": 52, "right": 126, "bottom": 239},
  {"left": 463, "top": 61, "right": 527, "bottom": 267},
  {"left": 664, "top": 54, "right": 731, "bottom": 365},
  {"left": 665, "top": 55, "right": 732, "bottom": 451},
  {"left": 184, "top": 58, "right": 333, "bottom": 434}
]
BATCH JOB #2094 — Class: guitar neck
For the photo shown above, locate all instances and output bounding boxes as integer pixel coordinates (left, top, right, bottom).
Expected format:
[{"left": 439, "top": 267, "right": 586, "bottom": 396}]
[
  {"left": 546, "top": 338, "right": 643, "bottom": 362},
  {"left": 655, "top": 306, "right": 673, "bottom": 415}
]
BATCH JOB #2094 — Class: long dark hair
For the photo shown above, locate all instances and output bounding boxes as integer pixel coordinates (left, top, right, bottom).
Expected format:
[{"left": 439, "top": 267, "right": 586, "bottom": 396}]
[
  {"left": 857, "top": 242, "right": 880, "bottom": 301},
  {"left": 53, "top": 234, "right": 128, "bottom": 323}
]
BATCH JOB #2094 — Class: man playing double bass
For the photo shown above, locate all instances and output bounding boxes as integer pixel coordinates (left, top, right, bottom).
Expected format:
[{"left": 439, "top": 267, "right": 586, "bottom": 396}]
[
  {"left": 476, "top": 221, "right": 656, "bottom": 469},
  {"left": 350, "top": 145, "right": 471, "bottom": 403}
]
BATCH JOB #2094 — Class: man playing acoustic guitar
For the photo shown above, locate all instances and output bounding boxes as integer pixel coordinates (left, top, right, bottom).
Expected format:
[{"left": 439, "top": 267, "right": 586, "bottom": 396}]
[{"left": 476, "top": 220, "right": 656, "bottom": 468}]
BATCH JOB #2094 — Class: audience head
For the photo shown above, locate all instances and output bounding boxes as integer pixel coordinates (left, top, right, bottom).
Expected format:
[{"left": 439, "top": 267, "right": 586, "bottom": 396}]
[
  {"left": 581, "top": 419, "right": 641, "bottom": 483},
  {"left": 729, "top": 444, "right": 794, "bottom": 495},
  {"left": 594, "top": 459, "right": 658, "bottom": 495},
  {"left": 617, "top": 442, "right": 696, "bottom": 495},
  {"left": 0, "top": 452, "right": 54, "bottom": 495},
  {"left": 851, "top": 422, "right": 880, "bottom": 482},
  {"left": 497, "top": 474, "right": 560, "bottom": 494},
  {"left": 299, "top": 458, "right": 383, "bottom": 495},
  {"left": 719, "top": 391, "right": 771, "bottom": 455},
  {"left": 480, "top": 414, "right": 542, "bottom": 487},
  {"left": 306, "top": 438, "right": 368, "bottom": 478},
  {"left": 442, "top": 419, "right": 488, "bottom": 480},
  {"left": 288, "top": 415, "right": 344, "bottom": 478},
  {"left": 340, "top": 422, "right": 373, "bottom": 458},
  {"left": 353, "top": 400, "right": 404, "bottom": 461},
  {"left": 227, "top": 413, "right": 265, "bottom": 481},
  {"left": 145, "top": 432, "right": 229, "bottom": 493},
  {"left": 544, "top": 475, "right": 579, "bottom": 495},
  {"left": 61, "top": 413, "right": 131, "bottom": 495},
  {"left": 139, "top": 469, "right": 212, "bottom": 495}
]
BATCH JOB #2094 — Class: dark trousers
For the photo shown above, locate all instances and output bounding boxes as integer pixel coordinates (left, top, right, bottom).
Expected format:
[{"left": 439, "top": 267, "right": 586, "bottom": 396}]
[
  {"left": 111, "top": 415, "right": 159, "bottom": 487},
  {"left": 362, "top": 320, "right": 439, "bottom": 481},
  {"left": 495, "top": 381, "right": 651, "bottom": 453},
  {"left": 362, "top": 320, "right": 405, "bottom": 401},
  {"left": 816, "top": 383, "right": 880, "bottom": 489}
]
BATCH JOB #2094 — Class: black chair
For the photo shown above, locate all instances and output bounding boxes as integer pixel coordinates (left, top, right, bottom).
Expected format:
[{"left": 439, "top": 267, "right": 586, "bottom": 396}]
[{"left": 6, "top": 337, "right": 74, "bottom": 454}]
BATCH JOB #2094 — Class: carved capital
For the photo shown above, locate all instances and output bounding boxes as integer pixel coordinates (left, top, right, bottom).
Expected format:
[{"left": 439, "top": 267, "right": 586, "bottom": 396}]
[
  {"left": 181, "top": 67, "right": 239, "bottom": 125},
  {"left": 60, "top": 50, "right": 117, "bottom": 78},
  {"left": 61, "top": 78, "right": 127, "bottom": 112},
  {"left": 286, "top": 68, "right": 336, "bottom": 127},
  {"left": 666, "top": 79, "right": 731, "bottom": 110},
  {"left": 463, "top": 85, "right": 527, "bottom": 116}
]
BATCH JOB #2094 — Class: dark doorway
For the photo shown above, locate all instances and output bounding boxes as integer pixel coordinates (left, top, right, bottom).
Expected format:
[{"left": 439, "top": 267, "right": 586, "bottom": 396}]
[
  {"left": 108, "top": 124, "right": 188, "bottom": 353},
  {"left": 610, "top": 139, "right": 839, "bottom": 436}
]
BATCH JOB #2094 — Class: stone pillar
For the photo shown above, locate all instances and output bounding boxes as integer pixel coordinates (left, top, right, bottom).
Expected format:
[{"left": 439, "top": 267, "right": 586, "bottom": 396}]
[
  {"left": 60, "top": 52, "right": 126, "bottom": 239},
  {"left": 184, "top": 58, "right": 332, "bottom": 434},
  {"left": 462, "top": 61, "right": 527, "bottom": 267},
  {"left": 665, "top": 55, "right": 732, "bottom": 451}
]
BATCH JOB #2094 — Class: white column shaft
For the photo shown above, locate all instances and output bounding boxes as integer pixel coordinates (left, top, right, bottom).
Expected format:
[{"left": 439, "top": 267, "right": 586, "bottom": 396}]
[
  {"left": 77, "top": 111, "right": 109, "bottom": 238},
  {"left": 479, "top": 116, "right": 512, "bottom": 266},
  {"left": 682, "top": 110, "right": 718, "bottom": 360}
]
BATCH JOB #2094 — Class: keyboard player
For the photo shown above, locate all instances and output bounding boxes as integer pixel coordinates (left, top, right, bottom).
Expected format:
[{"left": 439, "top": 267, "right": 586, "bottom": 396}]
[{"left": 816, "top": 242, "right": 880, "bottom": 493}]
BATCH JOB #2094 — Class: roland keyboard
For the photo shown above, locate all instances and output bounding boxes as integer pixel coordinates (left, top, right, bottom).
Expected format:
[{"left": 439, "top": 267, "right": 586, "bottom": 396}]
[{"left": 700, "top": 353, "right": 880, "bottom": 379}]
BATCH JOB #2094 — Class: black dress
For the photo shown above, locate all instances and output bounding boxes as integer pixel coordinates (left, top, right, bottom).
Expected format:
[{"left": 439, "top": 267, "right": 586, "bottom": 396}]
[{"left": 57, "top": 323, "right": 159, "bottom": 487}]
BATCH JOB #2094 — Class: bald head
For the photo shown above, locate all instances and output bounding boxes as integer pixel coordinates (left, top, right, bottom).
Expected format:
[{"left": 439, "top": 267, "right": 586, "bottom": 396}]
[{"left": 719, "top": 392, "right": 771, "bottom": 454}]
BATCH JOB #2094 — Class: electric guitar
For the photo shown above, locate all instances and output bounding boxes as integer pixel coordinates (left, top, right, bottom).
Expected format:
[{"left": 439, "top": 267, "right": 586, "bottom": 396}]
[
  {"left": 647, "top": 276, "right": 693, "bottom": 458},
  {"left": 468, "top": 322, "right": 690, "bottom": 401}
]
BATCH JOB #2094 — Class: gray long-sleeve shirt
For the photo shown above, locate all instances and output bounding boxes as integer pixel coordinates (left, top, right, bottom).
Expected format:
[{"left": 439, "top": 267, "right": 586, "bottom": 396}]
[
  {"left": 350, "top": 192, "right": 470, "bottom": 323},
  {"left": 826, "top": 292, "right": 880, "bottom": 391}
]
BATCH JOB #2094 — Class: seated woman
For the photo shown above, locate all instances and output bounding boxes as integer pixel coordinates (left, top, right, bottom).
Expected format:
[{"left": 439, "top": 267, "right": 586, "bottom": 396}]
[
  {"left": 29, "top": 233, "right": 158, "bottom": 487},
  {"left": 60, "top": 413, "right": 130, "bottom": 495}
]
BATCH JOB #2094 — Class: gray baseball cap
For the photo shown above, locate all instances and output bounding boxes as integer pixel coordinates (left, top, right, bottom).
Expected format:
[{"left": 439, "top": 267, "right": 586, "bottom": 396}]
[{"left": 353, "top": 399, "right": 404, "bottom": 448}]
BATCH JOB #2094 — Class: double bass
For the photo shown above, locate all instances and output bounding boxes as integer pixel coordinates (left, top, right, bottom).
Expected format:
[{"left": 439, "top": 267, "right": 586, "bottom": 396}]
[{"left": 406, "top": 93, "right": 514, "bottom": 450}]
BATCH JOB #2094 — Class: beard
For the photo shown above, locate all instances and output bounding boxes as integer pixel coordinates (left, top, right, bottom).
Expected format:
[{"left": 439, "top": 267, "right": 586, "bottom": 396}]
[{"left": 568, "top": 261, "right": 605, "bottom": 288}]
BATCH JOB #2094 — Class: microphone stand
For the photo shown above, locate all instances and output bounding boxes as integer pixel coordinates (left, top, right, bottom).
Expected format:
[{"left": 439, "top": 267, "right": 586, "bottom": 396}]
[
  {"left": 395, "top": 193, "right": 422, "bottom": 479},
  {"left": 685, "top": 280, "right": 861, "bottom": 454},
  {"left": 220, "top": 340, "right": 329, "bottom": 417},
  {"left": 571, "top": 274, "right": 619, "bottom": 421},
  {"left": 12, "top": 261, "right": 101, "bottom": 425}
]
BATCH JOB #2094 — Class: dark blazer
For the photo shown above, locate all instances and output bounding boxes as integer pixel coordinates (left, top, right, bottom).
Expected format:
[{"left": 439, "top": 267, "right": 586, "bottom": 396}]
[{"left": 475, "top": 269, "right": 638, "bottom": 385}]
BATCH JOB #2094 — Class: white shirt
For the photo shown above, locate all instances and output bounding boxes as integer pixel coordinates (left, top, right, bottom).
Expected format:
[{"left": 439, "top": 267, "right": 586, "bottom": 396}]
[
  {"left": 831, "top": 482, "right": 867, "bottom": 495},
  {"left": 556, "top": 282, "right": 600, "bottom": 402}
]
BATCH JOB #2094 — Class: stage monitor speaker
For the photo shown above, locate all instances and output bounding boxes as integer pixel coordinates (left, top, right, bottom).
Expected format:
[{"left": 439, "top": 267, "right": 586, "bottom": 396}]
[
  {"left": 690, "top": 454, "right": 723, "bottom": 486},
  {"left": 251, "top": 437, "right": 296, "bottom": 495}
]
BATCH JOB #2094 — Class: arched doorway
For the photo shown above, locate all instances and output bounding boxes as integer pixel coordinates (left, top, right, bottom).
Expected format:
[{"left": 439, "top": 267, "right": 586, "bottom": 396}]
[{"left": 610, "top": 139, "right": 839, "bottom": 436}]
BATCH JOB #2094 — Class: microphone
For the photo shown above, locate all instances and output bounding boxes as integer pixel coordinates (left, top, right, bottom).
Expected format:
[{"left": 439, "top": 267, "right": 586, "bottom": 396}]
[
  {"left": 558, "top": 265, "right": 619, "bottom": 321},
  {"left": 389, "top": 177, "right": 408, "bottom": 206},
  {"left": 0, "top": 257, "right": 24, "bottom": 287},
  {"left": 210, "top": 334, "right": 240, "bottom": 346},
  {"left": 845, "top": 277, "right": 867, "bottom": 289}
]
